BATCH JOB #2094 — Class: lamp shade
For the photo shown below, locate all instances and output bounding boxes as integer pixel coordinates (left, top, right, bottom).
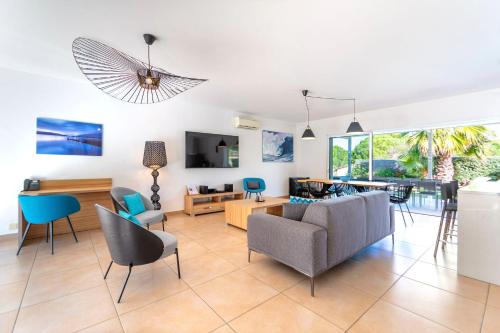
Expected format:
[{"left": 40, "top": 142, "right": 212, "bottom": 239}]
[
  {"left": 301, "top": 126, "right": 316, "bottom": 140},
  {"left": 346, "top": 121, "right": 364, "bottom": 133},
  {"left": 143, "top": 141, "right": 167, "bottom": 169}
]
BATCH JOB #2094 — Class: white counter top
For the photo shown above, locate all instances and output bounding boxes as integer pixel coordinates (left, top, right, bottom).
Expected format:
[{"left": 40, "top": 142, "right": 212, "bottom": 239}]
[{"left": 459, "top": 181, "right": 500, "bottom": 196}]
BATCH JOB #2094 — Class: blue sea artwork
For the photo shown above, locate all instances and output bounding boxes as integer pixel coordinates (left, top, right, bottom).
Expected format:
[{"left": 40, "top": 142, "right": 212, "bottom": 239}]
[
  {"left": 262, "top": 130, "right": 293, "bottom": 162},
  {"left": 36, "top": 117, "right": 103, "bottom": 156}
]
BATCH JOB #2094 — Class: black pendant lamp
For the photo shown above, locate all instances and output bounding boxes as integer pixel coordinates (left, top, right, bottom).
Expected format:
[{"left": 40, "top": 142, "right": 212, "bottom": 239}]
[
  {"left": 346, "top": 98, "right": 364, "bottom": 133},
  {"left": 216, "top": 136, "right": 227, "bottom": 152},
  {"left": 301, "top": 90, "right": 316, "bottom": 140}
]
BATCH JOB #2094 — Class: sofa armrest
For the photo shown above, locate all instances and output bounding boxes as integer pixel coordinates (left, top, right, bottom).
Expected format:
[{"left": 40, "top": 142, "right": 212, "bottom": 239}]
[{"left": 247, "top": 213, "right": 327, "bottom": 277}]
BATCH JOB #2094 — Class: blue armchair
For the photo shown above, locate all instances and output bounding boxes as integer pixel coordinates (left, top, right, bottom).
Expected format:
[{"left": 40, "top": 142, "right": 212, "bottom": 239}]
[
  {"left": 243, "top": 178, "right": 266, "bottom": 199},
  {"left": 18, "top": 194, "right": 80, "bottom": 255}
]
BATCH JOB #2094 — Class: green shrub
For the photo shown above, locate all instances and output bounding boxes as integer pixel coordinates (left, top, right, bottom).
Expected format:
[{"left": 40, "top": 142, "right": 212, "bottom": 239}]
[
  {"left": 374, "top": 167, "right": 397, "bottom": 177},
  {"left": 453, "top": 156, "right": 500, "bottom": 184}
]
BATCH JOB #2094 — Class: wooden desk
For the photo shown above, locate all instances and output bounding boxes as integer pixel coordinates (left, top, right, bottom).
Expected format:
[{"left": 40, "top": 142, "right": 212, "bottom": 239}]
[
  {"left": 225, "top": 197, "right": 289, "bottom": 230},
  {"left": 19, "top": 178, "right": 113, "bottom": 241}
]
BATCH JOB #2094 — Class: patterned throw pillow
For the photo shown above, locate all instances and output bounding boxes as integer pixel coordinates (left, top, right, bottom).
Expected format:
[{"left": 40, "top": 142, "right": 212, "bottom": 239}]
[{"left": 289, "top": 196, "right": 324, "bottom": 204}]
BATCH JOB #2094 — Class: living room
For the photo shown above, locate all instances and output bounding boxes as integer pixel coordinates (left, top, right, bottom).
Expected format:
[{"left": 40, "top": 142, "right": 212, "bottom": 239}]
[{"left": 1, "top": 1, "right": 500, "bottom": 332}]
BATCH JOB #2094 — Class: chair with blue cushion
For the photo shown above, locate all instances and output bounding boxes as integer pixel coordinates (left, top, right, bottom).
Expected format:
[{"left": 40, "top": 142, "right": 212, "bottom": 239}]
[
  {"left": 243, "top": 178, "right": 266, "bottom": 199},
  {"left": 18, "top": 194, "right": 80, "bottom": 255},
  {"left": 111, "top": 187, "right": 165, "bottom": 231},
  {"left": 95, "top": 204, "right": 180, "bottom": 303}
]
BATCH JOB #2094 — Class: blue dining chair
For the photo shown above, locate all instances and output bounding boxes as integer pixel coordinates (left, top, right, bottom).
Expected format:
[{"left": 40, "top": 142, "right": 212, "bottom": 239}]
[
  {"left": 243, "top": 178, "right": 266, "bottom": 199},
  {"left": 18, "top": 194, "right": 81, "bottom": 255}
]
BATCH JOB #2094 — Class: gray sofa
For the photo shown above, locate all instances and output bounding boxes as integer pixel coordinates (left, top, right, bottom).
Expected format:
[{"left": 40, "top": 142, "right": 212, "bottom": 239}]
[{"left": 247, "top": 191, "right": 395, "bottom": 296}]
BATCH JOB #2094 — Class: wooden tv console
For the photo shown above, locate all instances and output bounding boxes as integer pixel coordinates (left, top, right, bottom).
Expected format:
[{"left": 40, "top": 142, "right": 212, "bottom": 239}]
[{"left": 184, "top": 191, "right": 244, "bottom": 216}]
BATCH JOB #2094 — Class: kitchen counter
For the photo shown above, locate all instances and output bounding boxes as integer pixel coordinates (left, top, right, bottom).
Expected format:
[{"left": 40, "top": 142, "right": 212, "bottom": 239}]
[{"left": 457, "top": 181, "right": 500, "bottom": 284}]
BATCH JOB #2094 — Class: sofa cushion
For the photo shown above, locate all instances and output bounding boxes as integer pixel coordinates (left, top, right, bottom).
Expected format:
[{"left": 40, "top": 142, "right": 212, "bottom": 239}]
[
  {"left": 282, "top": 203, "right": 309, "bottom": 221},
  {"left": 356, "top": 191, "right": 392, "bottom": 244},
  {"left": 134, "top": 210, "right": 164, "bottom": 226},
  {"left": 150, "top": 230, "right": 177, "bottom": 258},
  {"left": 302, "top": 196, "right": 367, "bottom": 267}
]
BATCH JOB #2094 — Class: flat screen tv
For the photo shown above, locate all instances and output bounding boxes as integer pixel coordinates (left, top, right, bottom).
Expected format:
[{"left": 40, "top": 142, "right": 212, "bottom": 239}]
[{"left": 185, "top": 131, "right": 239, "bottom": 168}]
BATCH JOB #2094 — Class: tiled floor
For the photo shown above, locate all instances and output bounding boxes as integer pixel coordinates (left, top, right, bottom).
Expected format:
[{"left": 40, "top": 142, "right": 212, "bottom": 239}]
[{"left": 0, "top": 211, "right": 498, "bottom": 332}]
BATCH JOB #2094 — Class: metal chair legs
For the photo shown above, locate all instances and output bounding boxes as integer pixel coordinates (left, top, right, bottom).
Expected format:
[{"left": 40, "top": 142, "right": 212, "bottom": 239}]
[
  {"left": 104, "top": 261, "right": 113, "bottom": 279},
  {"left": 398, "top": 203, "right": 407, "bottom": 227},
  {"left": 392, "top": 233, "right": 395, "bottom": 245},
  {"left": 16, "top": 223, "right": 32, "bottom": 256},
  {"left": 404, "top": 202, "right": 415, "bottom": 224},
  {"left": 162, "top": 220, "right": 165, "bottom": 231},
  {"left": 175, "top": 248, "right": 181, "bottom": 279},
  {"left": 66, "top": 216, "right": 78, "bottom": 243},
  {"left": 46, "top": 224, "right": 49, "bottom": 243},
  {"left": 248, "top": 249, "right": 251, "bottom": 263},
  {"left": 50, "top": 221, "right": 54, "bottom": 255},
  {"left": 117, "top": 264, "right": 133, "bottom": 303}
]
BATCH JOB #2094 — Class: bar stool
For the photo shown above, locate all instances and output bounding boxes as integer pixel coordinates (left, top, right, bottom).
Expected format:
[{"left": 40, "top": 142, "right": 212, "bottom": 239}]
[{"left": 433, "top": 182, "right": 457, "bottom": 257}]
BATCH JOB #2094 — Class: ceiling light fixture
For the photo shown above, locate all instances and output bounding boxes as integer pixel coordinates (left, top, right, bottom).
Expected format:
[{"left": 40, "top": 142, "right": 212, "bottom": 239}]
[
  {"left": 301, "top": 90, "right": 316, "bottom": 140},
  {"left": 72, "top": 34, "right": 207, "bottom": 104},
  {"left": 303, "top": 91, "right": 363, "bottom": 134}
]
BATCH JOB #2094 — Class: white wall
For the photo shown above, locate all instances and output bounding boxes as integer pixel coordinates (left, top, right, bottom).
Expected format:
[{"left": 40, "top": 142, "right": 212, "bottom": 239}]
[
  {"left": 0, "top": 68, "right": 297, "bottom": 235},
  {"left": 296, "top": 88, "right": 500, "bottom": 178}
]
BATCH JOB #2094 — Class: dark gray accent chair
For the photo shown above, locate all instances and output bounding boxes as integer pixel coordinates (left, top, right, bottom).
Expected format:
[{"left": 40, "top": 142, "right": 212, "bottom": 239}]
[
  {"left": 95, "top": 204, "right": 180, "bottom": 303},
  {"left": 110, "top": 187, "right": 166, "bottom": 231},
  {"left": 247, "top": 191, "right": 395, "bottom": 296}
]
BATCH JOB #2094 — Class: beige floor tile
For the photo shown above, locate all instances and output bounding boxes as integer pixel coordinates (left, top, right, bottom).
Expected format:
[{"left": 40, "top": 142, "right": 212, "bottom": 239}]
[
  {"left": 0, "top": 237, "right": 38, "bottom": 254},
  {"left": 31, "top": 247, "right": 98, "bottom": 277},
  {"left": 196, "top": 233, "right": 245, "bottom": 251},
  {"left": 419, "top": 247, "right": 457, "bottom": 270},
  {"left": 194, "top": 270, "right": 278, "bottom": 321},
  {"left": 36, "top": 231, "right": 93, "bottom": 256},
  {"left": 0, "top": 310, "right": 17, "bottom": 333},
  {"left": 243, "top": 257, "right": 304, "bottom": 291},
  {"left": 329, "top": 260, "right": 400, "bottom": 297},
  {"left": 107, "top": 264, "right": 189, "bottom": 314},
  {"left": 229, "top": 294, "right": 343, "bottom": 333},
  {"left": 0, "top": 281, "right": 26, "bottom": 313},
  {"left": 0, "top": 262, "right": 32, "bottom": 286},
  {"left": 164, "top": 240, "right": 209, "bottom": 265},
  {"left": 404, "top": 261, "right": 489, "bottom": 303},
  {"left": 284, "top": 272, "right": 377, "bottom": 330},
  {"left": 487, "top": 284, "right": 500, "bottom": 308},
  {"left": 23, "top": 263, "right": 104, "bottom": 307},
  {"left": 169, "top": 253, "right": 238, "bottom": 287},
  {"left": 481, "top": 305, "right": 500, "bottom": 333},
  {"left": 211, "top": 325, "right": 235, "bottom": 333},
  {"left": 79, "top": 317, "right": 123, "bottom": 333},
  {"left": 120, "top": 289, "right": 223, "bottom": 333},
  {"left": 371, "top": 238, "right": 428, "bottom": 259},
  {"left": 351, "top": 246, "right": 416, "bottom": 275},
  {"left": 349, "top": 300, "right": 454, "bottom": 333},
  {"left": 212, "top": 243, "right": 265, "bottom": 268},
  {"left": 0, "top": 248, "right": 36, "bottom": 268},
  {"left": 383, "top": 277, "right": 484, "bottom": 332},
  {"left": 15, "top": 285, "right": 115, "bottom": 333}
]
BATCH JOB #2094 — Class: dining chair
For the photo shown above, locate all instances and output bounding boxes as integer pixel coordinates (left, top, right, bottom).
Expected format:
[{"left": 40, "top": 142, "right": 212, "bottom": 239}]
[
  {"left": 307, "top": 182, "right": 331, "bottom": 199},
  {"left": 111, "top": 187, "right": 166, "bottom": 231},
  {"left": 243, "top": 178, "right": 266, "bottom": 199},
  {"left": 18, "top": 194, "right": 80, "bottom": 255},
  {"left": 389, "top": 185, "right": 414, "bottom": 227},
  {"left": 433, "top": 182, "right": 458, "bottom": 256},
  {"left": 95, "top": 204, "right": 180, "bottom": 303}
]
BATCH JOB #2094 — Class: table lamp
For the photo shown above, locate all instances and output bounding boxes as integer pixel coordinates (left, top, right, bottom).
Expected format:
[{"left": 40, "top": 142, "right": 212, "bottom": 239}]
[{"left": 143, "top": 141, "right": 167, "bottom": 210}]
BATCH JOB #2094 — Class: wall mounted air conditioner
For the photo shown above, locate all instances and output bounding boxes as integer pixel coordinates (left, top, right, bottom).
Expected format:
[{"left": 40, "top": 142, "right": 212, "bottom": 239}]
[{"left": 233, "top": 117, "right": 260, "bottom": 130}]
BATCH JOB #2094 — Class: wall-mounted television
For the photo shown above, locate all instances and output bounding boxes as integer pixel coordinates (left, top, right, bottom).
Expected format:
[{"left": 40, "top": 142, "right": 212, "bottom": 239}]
[{"left": 185, "top": 131, "right": 239, "bottom": 168}]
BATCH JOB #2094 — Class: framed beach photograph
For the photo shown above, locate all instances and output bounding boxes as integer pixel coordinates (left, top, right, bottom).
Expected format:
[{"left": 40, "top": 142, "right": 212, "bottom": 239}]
[
  {"left": 262, "top": 130, "right": 294, "bottom": 162},
  {"left": 36, "top": 117, "right": 103, "bottom": 156}
]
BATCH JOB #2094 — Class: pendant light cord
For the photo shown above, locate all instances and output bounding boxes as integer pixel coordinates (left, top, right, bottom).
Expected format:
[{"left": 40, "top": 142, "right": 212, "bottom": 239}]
[
  {"left": 147, "top": 45, "right": 151, "bottom": 70},
  {"left": 304, "top": 94, "right": 357, "bottom": 121},
  {"left": 304, "top": 95, "right": 311, "bottom": 125}
]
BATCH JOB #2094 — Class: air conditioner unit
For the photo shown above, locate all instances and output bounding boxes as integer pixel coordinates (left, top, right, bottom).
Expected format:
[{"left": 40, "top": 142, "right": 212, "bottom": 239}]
[{"left": 233, "top": 117, "right": 260, "bottom": 130}]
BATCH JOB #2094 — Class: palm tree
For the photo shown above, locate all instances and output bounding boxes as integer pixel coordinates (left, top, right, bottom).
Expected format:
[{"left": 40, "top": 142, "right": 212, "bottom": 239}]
[{"left": 406, "top": 126, "right": 489, "bottom": 182}]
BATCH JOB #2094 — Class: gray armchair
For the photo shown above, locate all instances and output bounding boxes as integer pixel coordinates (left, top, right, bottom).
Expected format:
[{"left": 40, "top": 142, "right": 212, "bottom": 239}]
[
  {"left": 110, "top": 187, "right": 166, "bottom": 231},
  {"left": 95, "top": 204, "right": 180, "bottom": 303}
]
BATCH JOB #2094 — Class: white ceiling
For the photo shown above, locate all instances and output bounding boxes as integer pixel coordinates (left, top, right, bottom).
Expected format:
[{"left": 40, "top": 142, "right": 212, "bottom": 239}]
[{"left": 2, "top": 0, "right": 500, "bottom": 121}]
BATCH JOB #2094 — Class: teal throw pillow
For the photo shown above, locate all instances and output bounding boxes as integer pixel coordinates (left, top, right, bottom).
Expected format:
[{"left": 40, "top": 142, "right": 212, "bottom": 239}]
[
  {"left": 118, "top": 210, "right": 142, "bottom": 226},
  {"left": 123, "top": 192, "right": 146, "bottom": 215},
  {"left": 289, "top": 196, "right": 324, "bottom": 204}
]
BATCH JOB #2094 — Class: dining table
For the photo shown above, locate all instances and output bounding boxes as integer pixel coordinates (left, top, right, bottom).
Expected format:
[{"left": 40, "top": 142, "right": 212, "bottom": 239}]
[{"left": 297, "top": 178, "right": 397, "bottom": 192}]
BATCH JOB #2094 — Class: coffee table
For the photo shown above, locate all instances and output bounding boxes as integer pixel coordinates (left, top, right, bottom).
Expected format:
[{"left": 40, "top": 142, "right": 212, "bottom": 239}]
[{"left": 225, "top": 197, "right": 289, "bottom": 230}]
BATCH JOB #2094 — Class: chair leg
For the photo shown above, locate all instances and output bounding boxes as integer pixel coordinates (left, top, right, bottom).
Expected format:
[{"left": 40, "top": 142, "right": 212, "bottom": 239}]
[
  {"left": 434, "top": 209, "right": 446, "bottom": 257},
  {"left": 117, "top": 264, "right": 133, "bottom": 303},
  {"left": 146, "top": 224, "right": 149, "bottom": 230},
  {"left": 175, "top": 249, "right": 181, "bottom": 279},
  {"left": 162, "top": 219, "right": 165, "bottom": 231},
  {"left": 405, "top": 202, "right": 415, "bottom": 224},
  {"left": 104, "top": 261, "right": 113, "bottom": 279},
  {"left": 398, "top": 203, "right": 407, "bottom": 227},
  {"left": 16, "top": 223, "right": 32, "bottom": 256},
  {"left": 66, "top": 216, "right": 78, "bottom": 243},
  {"left": 442, "top": 211, "right": 452, "bottom": 249},
  {"left": 46, "top": 224, "right": 49, "bottom": 243},
  {"left": 310, "top": 277, "right": 315, "bottom": 297},
  {"left": 248, "top": 249, "right": 251, "bottom": 263},
  {"left": 392, "top": 233, "right": 395, "bottom": 245},
  {"left": 50, "top": 221, "right": 54, "bottom": 255}
]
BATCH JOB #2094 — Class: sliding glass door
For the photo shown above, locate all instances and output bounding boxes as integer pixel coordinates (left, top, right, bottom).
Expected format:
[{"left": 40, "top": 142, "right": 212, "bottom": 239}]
[{"left": 329, "top": 134, "right": 370, "bottom": 180}]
